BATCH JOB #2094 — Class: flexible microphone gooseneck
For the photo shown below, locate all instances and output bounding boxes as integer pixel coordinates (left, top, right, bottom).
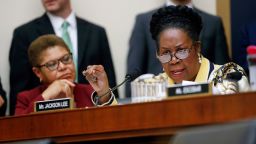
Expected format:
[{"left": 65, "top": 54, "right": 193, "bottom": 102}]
[
  {"left": 94, "top": 72, "right": 140, "bottom": 104},
  {"left": 110, "top": 74, "right": 136, "bottom": 92}
]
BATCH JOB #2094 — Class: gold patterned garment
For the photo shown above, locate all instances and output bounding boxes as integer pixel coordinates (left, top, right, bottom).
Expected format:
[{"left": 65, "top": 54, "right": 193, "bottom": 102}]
[{"left": 161, "top": 56, "right": 250, "bottom": 94}]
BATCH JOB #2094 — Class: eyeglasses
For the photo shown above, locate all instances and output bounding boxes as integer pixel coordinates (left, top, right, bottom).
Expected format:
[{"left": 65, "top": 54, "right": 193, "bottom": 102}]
[
  {"left": 37, "top": 53, "right": 73, "bottom": 71},
  {"left": 157, "top": 46, "right": 194, "bottom": 64}
]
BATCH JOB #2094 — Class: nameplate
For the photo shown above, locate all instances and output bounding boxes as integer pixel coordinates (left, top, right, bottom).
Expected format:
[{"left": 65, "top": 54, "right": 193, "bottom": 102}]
[
  {"left": 34, "top": 98, "right": 73, "bottom": 112},
  {"left": 167, "top": 83, "right": 212, "bottom": 97}
]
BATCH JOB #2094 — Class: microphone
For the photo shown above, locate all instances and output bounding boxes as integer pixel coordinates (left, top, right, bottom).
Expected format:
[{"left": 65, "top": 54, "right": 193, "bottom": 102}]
[
  {"left": 111, "top": 72, "right": 140, "bottom": 92},
  {"left": 94, "top": 71, "right": 141, "bottom": 103}
]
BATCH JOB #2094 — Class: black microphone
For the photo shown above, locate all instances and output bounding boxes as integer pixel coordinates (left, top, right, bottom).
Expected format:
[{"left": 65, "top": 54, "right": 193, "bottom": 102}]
[
  {"left": 111, "top": 73, "right": 140, "bottom": 92},
  {"left": 94, "top": 71, "right": 140, "bottom": 103}
]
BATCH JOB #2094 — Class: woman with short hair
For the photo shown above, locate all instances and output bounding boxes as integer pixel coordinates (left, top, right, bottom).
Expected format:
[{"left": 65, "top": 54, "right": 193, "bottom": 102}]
[
  {"left": 150, "top": 5, "right": 250, "bottom": 94},
  {"left": 15, "top": 34, "right": 117, "bottom": 115}
]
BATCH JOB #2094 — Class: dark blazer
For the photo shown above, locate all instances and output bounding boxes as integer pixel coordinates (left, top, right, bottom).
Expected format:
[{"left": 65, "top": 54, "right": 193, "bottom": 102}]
[
  {"left": 15, "top": 84, "right": 94, "bottom": 115},
  {"left": 236, "top": 21, "right": 256, "bottom": 74},
  {"left": 126, "top": 7, "right": 229, "bottom": 97},
  {"left": 9, "top": 14, "right": 117, "bottom": 115},
  {"left": 0, "top": 78, "right": 6, "bottom": 116}
]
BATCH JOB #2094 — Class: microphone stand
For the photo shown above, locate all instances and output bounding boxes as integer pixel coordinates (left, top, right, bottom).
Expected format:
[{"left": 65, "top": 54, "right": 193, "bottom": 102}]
[
  {"left": 94, "top": 75, "right": 132, "bottom": 105},
  {"left": 111, "top": 76, "right": 131, "bottom": 92}
]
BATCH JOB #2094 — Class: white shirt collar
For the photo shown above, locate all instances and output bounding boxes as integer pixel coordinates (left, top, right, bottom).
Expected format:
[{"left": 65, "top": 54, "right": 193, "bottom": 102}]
[
  {"left": 166, "top": 0, "right": 193, "bottom": 8},
  {"left": 47, "top": 11, "right": 77, "bottom": 31}
]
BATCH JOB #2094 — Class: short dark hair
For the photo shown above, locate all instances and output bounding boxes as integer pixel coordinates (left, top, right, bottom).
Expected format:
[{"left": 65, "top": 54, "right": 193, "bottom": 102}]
[
  {"left": 28, "top": 34, "right": 70, "bottom": 66},
  {"left": 150, "top": 5, "right": 202, "bottom": 53}
]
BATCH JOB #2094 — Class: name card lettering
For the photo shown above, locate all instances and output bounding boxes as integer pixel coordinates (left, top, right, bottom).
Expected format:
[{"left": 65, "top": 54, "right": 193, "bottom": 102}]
[
  {"left": 168, "top": 83, "right": 212, "bottom": 97},
  {"left": 35, "top": 98, "right": 73, "bottom": 112}
]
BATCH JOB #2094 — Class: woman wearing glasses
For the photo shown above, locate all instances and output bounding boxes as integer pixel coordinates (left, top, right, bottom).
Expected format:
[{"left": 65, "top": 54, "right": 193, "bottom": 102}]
[
  {"left": 15, "top": 34, "right": 117, "bottom": 115},
  {"left": 150, "top": 5, "right": 250, "bottom": 94}
]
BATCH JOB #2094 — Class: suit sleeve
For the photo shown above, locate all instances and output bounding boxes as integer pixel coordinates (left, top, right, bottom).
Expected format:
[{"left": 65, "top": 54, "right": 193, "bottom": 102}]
[
  {"left": 0, "top": 78, "right": 6, "bottom": 116},
  {"left": 127, "top": 14, "right": 148, "bottom": 75},
  {"left": 9, "top": 29, "right": 36, "bottom": 115},
  {"left": 126, "top": 15, "right": 147, "bottom": 97},
  {"left": 238, "top": 25, "right": 250, "bottom": 73},
  {"left": 98, "top": 28, "right": 119, "bottom": 97},
  {"left": 214, "top": 17, "right": 230, "bottom": 64}
]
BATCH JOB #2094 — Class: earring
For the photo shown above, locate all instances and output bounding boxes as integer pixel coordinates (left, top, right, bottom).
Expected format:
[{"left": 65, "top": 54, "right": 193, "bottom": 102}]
[{"left": 198, "top": 53, "right": 202, "bottom": 64}]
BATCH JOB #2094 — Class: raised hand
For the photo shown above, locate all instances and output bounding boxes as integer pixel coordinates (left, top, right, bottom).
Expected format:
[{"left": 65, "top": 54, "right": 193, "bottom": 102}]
[{"left": 82, "top": 65, "right": 110, "bottom": 97}]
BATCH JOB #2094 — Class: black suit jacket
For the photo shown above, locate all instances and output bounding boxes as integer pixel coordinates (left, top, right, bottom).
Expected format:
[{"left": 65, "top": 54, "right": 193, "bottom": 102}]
[
  {"left": 126, "top": 7, "right": 229, "bottom": 97},
  {"left": 235, "top": 21, "right": 256, "bottom": 75},
  {"left": 9, "top": 14, "right": 117, "bottom": 115},
  {"left": 0, "top": 78, "right": 6, "bottom": 116}
]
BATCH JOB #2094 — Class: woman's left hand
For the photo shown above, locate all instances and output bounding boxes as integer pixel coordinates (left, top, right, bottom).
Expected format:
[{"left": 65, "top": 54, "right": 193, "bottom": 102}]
[{"left": 82, "top": 65, "right": 110, "bottom": 97}]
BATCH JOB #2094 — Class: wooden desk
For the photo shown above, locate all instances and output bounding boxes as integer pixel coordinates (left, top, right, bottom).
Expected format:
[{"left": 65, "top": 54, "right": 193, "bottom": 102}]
[{"left": 1, "top": 92, "right": 256, "bottom": 143}]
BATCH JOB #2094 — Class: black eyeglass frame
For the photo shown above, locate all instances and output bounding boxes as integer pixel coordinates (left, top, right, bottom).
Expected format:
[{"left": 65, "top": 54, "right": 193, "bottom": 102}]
[{"left": 36, "top": 53, "right": 73, "bottom": 71}]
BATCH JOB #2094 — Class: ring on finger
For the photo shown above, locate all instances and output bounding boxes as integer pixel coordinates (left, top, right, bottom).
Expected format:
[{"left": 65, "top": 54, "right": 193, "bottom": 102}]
[{"left": 92, "top": 76, "right": 97, "bottom": 82}]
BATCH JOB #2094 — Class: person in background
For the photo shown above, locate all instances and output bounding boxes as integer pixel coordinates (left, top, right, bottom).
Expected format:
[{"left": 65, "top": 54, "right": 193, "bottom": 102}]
[
  {"left": 9, "top": 0, "right": 117, "bottom": 115},
  {"left": 126, "top": 0, "right": 229, "bottom": 97},
  {"left": 15, "top": 35, "right": 117, "bottom": 115},
  {"left": 0, "top": 78, "right": 7, "bottom": 116},
  {"left": 237, "top": 21, "right": 256, "bottom": 75},
  {"left": 149, "top": 5, "right": 249, "bottom": 94}
]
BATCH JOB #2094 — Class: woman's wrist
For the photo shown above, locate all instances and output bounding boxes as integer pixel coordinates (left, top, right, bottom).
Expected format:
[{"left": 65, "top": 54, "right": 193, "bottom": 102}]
[
  {"left": 95, "top": 88, "right": 112, "bottom": 104},
  {"left": 91, "top": 89, "right": 114, "bottom": 106},
  {"left": 96, "top": 87, "right": 111, "bottom": 97}
]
